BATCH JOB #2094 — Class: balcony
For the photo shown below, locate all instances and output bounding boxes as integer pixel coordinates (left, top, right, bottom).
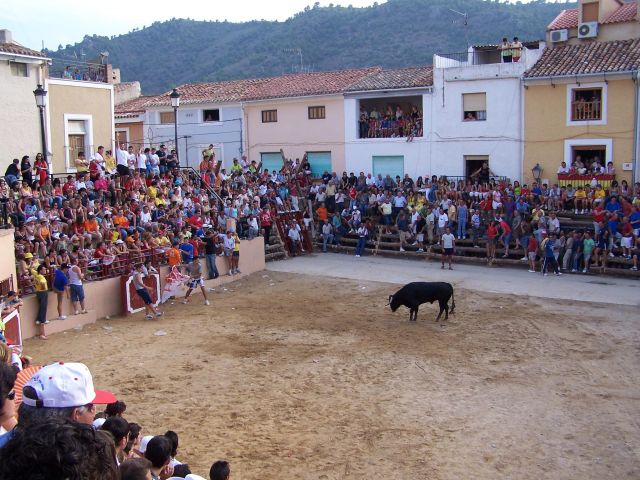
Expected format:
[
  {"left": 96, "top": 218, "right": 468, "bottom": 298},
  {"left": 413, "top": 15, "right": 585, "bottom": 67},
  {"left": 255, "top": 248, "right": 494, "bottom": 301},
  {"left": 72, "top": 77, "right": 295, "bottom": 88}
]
[
  {"left": 48, "top": 58, "right": 108, "bottom": 83},
  {"left": 434, "top": 43, "right": 543, "bottom": 81},
  {"left": 571, "top": 100, "right": 601, "bottom": 121}
]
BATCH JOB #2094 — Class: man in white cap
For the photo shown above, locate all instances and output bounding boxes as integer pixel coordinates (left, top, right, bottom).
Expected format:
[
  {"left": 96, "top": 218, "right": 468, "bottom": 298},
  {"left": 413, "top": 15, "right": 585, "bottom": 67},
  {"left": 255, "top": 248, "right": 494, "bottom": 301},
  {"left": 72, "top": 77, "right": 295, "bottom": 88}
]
[{"left": 18, "top": 361, "right": 116, "bottom": 426}]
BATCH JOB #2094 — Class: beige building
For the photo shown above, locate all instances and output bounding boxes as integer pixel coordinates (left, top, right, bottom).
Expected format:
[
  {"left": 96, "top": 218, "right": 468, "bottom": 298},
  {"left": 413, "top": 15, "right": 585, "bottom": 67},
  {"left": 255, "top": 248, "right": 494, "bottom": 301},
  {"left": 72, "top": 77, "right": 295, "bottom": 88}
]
[
  {"left": 45, "top": 79, "right": 114, "bottom": 173},
  {"left": 0, "top": 29, "right": 50, "bottom": 173},
  {"left": 547, "top": 0, "right": 639, "bottom": 46},
  {"left": 523, "top": 39, "right": 640, "bottom": 186}
]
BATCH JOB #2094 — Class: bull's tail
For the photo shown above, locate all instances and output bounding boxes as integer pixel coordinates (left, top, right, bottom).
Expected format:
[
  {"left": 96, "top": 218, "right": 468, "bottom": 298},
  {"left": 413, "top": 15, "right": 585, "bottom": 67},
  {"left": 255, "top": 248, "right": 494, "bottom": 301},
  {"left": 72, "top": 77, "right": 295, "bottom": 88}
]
[{"left": 450, "top": 288, "right": 456, "bottom": 314}]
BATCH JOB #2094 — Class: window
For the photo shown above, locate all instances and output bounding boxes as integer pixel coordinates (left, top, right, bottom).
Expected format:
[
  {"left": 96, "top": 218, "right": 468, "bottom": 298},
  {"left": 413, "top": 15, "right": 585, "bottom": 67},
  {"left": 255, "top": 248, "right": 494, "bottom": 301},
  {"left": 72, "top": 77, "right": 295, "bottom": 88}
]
[
  {"left": 308, "top": 106, "right": 326, "bottom": 120},
  {"left": 571, "top": 145, "right": 606, "bottom": 169},
  {"left": 10, "top": 62, "right": 28, "bottom": 77},
  {"left": 464, "top": 155, "right": 489, "bottom": 179},
  {"left": 582, "top": 2, "right": 599, "bottom": 22},
  {"left": 203, "top": 109, "right": 220, "bottom": 122},
  {"left": 571, "top": 88, "right": 602, "bottom": 121},
  {"left": 160, "top": 111, "right": 176, "bottom": 124},
  {"left": 260, "top": 152, "right": 283, "bottom": 173},
  {"left": 68, "top": 133, "right": 86, "bottom": 165},
  {"left": 306, "top": 152, "right": 332, "bottom": 177},
  {"left": 462, "top": 93, "right": 487, "bottom": 121},
  {"left": 262, "top": 109, "right": 278, "bottom": 123},
  {"left": 372, "top": 156, "right": 404, "bottom": 180}
]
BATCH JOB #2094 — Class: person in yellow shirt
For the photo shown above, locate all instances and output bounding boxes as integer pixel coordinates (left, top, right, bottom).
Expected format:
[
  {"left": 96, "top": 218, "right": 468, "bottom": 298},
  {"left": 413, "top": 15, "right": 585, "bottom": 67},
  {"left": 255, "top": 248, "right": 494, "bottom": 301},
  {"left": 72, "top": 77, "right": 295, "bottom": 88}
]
[
  {"left": 574, "top": 186, "right": 587, "bottom": 214},
  {"left": 231, "top": 232, "right": 241, "bottom": 275},
  {"left": 33, "top": 264, "right": 49, "bottom": 340}
]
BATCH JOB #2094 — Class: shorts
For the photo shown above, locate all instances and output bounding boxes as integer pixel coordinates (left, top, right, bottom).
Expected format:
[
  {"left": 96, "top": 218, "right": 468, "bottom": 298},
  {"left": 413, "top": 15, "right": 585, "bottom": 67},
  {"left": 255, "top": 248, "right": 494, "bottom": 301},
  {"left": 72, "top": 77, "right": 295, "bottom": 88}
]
[
  {"left": 116, "top": 164, "right": 130, "bottom": 176},
  {"left": 223, "top": 247, "right": 233, "bottom": 257},
  {"left": 621, "top": 237, "right": 632, "bottom": 248},
  {"left": 232, "top": 251, "right": 240, "bottom": 257},
  {"left": 416, "top": 233, "right": 424, "bottom": 242},
  {"left": 136, "top": 288, "right": 152, "bottom": 305},
  {"left": 187, "top": 277, "right": 204, "bottom": 289},
  {"left": 528, "top": 251, "right": 536, "bottom": 261},
  {"left": 69, "top": 284, "right": 85, "bottom": 302},
  {"left": 444, "top": 248, "right": 454, "bottom": 256}
]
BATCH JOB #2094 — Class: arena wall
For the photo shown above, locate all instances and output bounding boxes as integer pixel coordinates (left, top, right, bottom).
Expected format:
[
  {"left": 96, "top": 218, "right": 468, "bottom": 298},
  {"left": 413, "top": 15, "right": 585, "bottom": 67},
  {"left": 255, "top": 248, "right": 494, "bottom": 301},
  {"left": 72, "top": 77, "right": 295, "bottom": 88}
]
[{"left": 16, "top": 238, "right": 266, "bottom": 339}]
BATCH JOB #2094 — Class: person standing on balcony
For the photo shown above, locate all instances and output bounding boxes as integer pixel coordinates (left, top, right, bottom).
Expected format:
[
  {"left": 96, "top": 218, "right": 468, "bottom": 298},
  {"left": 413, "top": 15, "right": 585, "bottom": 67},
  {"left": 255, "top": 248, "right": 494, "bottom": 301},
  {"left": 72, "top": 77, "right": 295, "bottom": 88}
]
[
  {"left": 511, "top": 37, "right": 523, "bottom": 62},
  {"left": 499, "top": 37, "right": 512, "bottom": 63}
]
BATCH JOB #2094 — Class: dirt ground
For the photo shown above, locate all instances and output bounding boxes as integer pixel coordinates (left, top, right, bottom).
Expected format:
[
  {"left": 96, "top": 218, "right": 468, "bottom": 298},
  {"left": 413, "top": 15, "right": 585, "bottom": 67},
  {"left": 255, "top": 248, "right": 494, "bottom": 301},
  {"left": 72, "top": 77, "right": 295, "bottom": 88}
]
[{"left": 25, "top": 271, "right": 640, "bottom": 480}]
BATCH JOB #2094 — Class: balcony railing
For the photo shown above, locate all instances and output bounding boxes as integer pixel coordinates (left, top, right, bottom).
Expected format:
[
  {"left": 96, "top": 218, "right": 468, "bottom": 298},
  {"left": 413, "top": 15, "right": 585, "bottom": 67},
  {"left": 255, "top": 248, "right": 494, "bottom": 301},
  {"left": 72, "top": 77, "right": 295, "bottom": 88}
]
[
  {"left": 435, "top": 49, "right": 527, "bottom": 68},
  {"left": 48, "top": 58, "right": 108, "bottom": 83},
  {"left": 571, "top": 101, "right": 601, "bottom": 121}
]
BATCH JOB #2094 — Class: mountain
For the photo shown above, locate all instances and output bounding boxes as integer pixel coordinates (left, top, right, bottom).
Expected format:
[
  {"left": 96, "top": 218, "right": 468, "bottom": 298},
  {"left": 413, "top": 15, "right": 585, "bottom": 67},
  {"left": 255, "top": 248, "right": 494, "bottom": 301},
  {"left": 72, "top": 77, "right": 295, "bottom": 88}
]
[{"left": 44, "top": 0, "right": 575, "bottom": 94}]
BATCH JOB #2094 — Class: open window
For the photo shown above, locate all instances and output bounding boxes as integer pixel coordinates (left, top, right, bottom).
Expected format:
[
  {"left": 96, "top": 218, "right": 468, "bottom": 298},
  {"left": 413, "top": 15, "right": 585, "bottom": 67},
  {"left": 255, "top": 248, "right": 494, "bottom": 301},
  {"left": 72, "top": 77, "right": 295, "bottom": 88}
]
[
  {"left": 571, "top": 145, "right": 606, "bottom": 170},
  {"left": 463, "top": 93, "right": 486, "bottom": 121},
  {"left": 203, "top": 109, "right": 220, "bottom": 122}
]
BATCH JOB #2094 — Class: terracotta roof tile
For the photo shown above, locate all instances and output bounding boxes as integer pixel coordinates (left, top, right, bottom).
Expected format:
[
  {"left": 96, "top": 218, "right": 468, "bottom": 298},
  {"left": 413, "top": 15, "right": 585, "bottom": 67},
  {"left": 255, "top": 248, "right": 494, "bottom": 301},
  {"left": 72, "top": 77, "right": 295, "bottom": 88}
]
[
  {"left": 603, "top": 1, "right": 637, "bottom": 24},
  {"left": 345, "top": 66, "right": 433, "bottom": 92},
  {"left": 548, "top": 9, "right": 579, "bottom": 30},
  {"left": 525, "top": 39, "right": 640, "bottom": 78},
  {"left": 241, "top": 67, "right": 379, "bottom": 100},
  {"left": 145, "top": 78, "right": 264, "bottom": 106},
  {"left": 0, "top": 42, "right": 47, "bottom": 59},
  {"left": 115, "top": 95, "right": 156, "bottom": 115}
]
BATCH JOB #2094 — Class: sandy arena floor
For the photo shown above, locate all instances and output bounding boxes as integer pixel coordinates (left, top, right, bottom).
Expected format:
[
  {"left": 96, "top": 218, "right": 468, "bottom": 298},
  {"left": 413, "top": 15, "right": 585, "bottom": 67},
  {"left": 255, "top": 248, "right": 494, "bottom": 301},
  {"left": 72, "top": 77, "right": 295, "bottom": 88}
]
[{"left": 25, "top": 271, "right": 640, "bottom": 480}]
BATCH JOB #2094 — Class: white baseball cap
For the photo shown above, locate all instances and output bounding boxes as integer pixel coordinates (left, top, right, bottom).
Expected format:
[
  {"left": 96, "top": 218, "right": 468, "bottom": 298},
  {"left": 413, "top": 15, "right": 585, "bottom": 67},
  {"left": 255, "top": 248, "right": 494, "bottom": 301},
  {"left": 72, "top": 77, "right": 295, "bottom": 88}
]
[
  {"left": 22, "top": 361, "right": 116, "bottom": 408},
  {"left": 139, "top": 435, "right": 154, "bottom": 454}
]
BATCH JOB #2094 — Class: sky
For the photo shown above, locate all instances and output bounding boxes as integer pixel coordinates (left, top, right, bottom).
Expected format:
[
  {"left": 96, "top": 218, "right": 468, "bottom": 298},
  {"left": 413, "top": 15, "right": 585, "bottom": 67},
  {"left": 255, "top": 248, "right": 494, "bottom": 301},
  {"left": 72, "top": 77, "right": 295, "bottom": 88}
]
[{"left": 1, "top": 0, "right": 538, "bottom": 50}]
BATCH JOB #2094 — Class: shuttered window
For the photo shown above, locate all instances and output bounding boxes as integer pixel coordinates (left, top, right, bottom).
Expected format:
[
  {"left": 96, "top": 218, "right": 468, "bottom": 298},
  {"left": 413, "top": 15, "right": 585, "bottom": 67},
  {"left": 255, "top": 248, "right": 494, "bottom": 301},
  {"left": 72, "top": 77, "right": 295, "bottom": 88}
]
[
  {"left": 262, "top": 110, "right": 278, "bottom": 123},
  {"left": 462, "top": 93, "right": 487, "bottom": 121},
  {"left": 160, "top": 111, "right": 175, "bottom": 124},
  {"left": 308, "top": 106, "right": 326, "bottom": 119}
]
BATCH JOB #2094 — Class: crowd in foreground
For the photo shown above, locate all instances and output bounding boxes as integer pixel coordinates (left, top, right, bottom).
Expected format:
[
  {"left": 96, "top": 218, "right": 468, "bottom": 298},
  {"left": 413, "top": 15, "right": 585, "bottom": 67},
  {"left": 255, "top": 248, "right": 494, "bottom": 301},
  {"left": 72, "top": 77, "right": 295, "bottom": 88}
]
[{"left": 0, "top": 359, "right": 228, "bottom": 479}]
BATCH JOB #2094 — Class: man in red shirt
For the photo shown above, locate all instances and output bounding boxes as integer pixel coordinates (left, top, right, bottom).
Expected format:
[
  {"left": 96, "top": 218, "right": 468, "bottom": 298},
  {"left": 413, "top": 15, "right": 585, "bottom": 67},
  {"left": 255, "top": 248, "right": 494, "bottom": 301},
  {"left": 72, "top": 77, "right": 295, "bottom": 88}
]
[
  {"left": 259, "top": 207, "right": 272, "bottom": 246},
  {"left": 486, "top": 220, "right": 498, "bottom": 265},
  {"left": 498, "top": 216, "right": 512, "bottom": 257},
  {"left": 592, "top": 200, "right": 605, "bottom": 236}
]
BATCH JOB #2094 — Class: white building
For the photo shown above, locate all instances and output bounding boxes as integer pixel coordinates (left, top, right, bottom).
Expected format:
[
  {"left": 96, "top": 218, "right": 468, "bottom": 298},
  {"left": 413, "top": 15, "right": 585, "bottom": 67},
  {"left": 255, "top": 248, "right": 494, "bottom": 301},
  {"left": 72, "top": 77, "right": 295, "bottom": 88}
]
[
  {"left": 429, "top": 42, "right": 544, "bottom": 182},
  {"left": 343, "top": 66, "right": 433, "bottom": 179}
]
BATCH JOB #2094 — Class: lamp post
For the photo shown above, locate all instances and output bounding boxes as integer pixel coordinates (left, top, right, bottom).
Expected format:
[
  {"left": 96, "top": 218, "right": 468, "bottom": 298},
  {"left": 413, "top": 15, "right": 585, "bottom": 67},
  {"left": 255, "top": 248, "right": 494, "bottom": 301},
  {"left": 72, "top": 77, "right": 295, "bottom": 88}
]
[
  {"left": 532, "top": 163, "right": 543, "bottom": 183},
  {"left": 33, "top": 84, "right": 48, "bottom": 166},
  {"left": 169, "top": 88, "right": 180, "bottom": 165}
]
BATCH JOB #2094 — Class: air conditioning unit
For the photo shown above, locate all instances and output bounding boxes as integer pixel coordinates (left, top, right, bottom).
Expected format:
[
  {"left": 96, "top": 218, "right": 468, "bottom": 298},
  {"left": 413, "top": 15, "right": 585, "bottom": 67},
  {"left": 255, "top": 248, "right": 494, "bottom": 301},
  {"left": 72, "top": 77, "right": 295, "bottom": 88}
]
[
  {"left": 550, "top": 29, "right": 569, "bottom": 43},
  {"left": 578, "top": 22, "right": 598, "bottom": 38}
]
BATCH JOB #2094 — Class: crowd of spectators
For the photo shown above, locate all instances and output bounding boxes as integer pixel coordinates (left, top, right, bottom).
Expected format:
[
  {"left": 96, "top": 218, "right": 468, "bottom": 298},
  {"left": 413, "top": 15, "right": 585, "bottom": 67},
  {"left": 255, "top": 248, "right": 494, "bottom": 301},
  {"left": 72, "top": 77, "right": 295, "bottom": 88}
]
[
  {"left": 358, "top": 104, "right": 423, "bottom": 140},
  {"left": 0, "top": 359, "right": 229, "bottom": 479},
  {"left": 306, "top": 165, "right": 640, "bottom": 274}
]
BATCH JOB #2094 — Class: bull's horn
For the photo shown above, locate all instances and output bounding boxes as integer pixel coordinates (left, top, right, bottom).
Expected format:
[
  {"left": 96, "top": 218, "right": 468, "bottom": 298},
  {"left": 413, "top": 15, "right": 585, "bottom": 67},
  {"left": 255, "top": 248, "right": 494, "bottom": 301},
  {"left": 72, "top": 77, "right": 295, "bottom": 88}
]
[{"left": 386, "top": 294, "right": 393, "bottom": 306}]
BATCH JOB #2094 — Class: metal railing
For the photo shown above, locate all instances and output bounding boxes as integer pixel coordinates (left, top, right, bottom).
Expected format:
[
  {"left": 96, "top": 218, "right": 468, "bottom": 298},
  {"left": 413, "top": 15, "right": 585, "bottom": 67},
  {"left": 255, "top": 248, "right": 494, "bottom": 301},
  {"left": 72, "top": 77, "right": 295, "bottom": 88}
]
[
  {"left": 48, "top": 58, "right": 108, "bottom": 83},
  {"left": 435, "top": 50, "right": 526, "bottom": 68}
]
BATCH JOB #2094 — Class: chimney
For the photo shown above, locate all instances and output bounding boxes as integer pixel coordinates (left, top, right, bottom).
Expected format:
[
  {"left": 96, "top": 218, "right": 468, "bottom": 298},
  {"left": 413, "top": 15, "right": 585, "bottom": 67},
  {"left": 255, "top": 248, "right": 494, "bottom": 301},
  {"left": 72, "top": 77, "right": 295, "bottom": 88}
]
[{"left": 0, "top": 29, "right": 13, "bottom": 44}]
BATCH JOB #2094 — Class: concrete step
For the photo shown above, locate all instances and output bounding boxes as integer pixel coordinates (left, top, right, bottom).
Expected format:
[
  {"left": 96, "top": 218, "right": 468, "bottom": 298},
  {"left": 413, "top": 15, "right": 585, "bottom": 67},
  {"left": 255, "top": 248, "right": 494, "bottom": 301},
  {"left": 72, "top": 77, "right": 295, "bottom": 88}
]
[{"left": 44, "top": 310, "right": 97, "bottom": 336}]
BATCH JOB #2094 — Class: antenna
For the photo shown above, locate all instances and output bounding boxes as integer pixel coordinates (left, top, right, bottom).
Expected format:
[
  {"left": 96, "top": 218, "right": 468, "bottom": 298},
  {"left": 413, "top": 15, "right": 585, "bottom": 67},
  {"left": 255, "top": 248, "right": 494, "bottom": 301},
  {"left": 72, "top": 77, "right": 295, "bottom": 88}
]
[
  {"left": 282, "top": 48, "right": 305, "bottom": 73},
  {"left": 448, "top": 8, "right": 470, "bottom": 49}
]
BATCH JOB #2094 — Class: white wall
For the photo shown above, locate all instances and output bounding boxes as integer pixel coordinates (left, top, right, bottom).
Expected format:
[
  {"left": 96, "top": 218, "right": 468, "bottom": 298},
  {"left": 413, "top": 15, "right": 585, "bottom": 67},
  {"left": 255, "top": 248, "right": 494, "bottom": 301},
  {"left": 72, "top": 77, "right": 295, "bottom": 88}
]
[
  {"left": 344, "top": 93, "right": 433, "bottom": 178},
  {"left": 429, "top": 67, "right": 524, "bottom": 181},
  {"left": 0, "top": 59, "right": 44, "bottom": 172},
  {"left": 146, "top": 104, "right": 244, "bottom": 169}
]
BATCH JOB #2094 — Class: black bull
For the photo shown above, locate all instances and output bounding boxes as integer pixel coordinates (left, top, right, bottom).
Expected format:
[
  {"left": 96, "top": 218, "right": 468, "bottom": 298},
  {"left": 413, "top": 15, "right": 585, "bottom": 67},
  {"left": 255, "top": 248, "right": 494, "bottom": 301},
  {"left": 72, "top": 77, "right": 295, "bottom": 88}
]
[{"left": 388, "top": 282, "right": 456, "bottom": 322}]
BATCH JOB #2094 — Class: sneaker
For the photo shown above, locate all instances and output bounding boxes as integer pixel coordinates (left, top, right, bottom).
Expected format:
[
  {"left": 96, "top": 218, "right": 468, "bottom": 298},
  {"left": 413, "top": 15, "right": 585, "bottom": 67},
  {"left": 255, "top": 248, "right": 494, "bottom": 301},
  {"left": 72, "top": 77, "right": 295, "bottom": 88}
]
[
  {"left": 236, "top": 269, "right": 241, "bottom": 274},
  {"left": 144, "top": 315, "right": 153, "bottom": 320},
  {"left": 58, "top": 315, "right": 67, "bottom": 320},
  {"left": 155, "top": 312, "right": 163, "bottom": 317},
  {"left": 520, "top": 257, "right": 528, "bottom": 261},
  {"left": 399, "top": 247, "right": 405, "bottom": 252},
  {"left": 417, "top": 248, "right": 424, "bottom": 252},
  {"left": 74, "top": 311, "right": 80, "bottom": 315},
  {"left": 204, "top": 300, "right": 210, "bottom": 306},
  {"left": 228, "top": 271, "right": 233, "bottom": 276},
  {"left": 208, "top": 288, "right": 215, "bottom": 292},
  {"left": 181, "top": 299, "right": 188, "bottom": 304},
  {"left": 574, "top": 209, "right": 578, "bottom": 214},
  {"left": 543, "top": 273, "right": 548, "bottom": 276},
  {"left": 502, "top": 254, "right": 508, "bottom": 258},
  {"left": 42, "top": 319, "right": 50, "bottom": 325},
  {"left": 582, "top": 269, "right": 588, "bottom": 273},
  {"left": 631, "top": 267, "right": 638, "bottom": 271},
  {"left": 528, "top": 269, "right": 536, "bottom": 273},
  {"left": 556, "top": 272, "right": 563, "bottom": 276},
  {"left": 608, "top": 252, "right": 615, "bottom": 258},
  {"left": 81, "top": 309, "right": 88, "bottom": 314},
  {"left": 355, "top": 254, "right": 360, "bottom": 257},
  {"left": 571, "top": 269, "right": 577, "bottom": 273}
]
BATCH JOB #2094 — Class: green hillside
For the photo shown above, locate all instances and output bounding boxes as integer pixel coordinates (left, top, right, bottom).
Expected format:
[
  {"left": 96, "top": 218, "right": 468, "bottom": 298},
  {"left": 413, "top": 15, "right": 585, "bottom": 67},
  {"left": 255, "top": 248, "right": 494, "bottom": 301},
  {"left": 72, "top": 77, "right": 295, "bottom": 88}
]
[{"left": 45, "top": 0, "right": 574, "bottom": 94}]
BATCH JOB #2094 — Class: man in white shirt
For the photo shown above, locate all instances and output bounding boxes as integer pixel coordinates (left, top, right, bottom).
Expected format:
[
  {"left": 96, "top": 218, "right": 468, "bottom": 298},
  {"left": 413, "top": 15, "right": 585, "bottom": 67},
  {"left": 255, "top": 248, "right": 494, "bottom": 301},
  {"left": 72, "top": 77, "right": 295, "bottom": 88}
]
[
  {"left": 115, "top": 143, "right": 130, "bottom": 178},
  {"left": 137, "top": 148, "right": 148, "bottom": 174},
  {"left": 441, "top": 227, "right": 456, "bottom": 270},
  {"left": 557, "top": 161, "right": 570, "bottom": 174},
  {"left": 126, "top": 146, "right": 137, "bottom": 171},
  {"left": 437, "top": 208, "right": 449, "bottom": 238},
  {"left": 288, "top": 222, "right": 304, "bottom": 255},
  {"left": 92, "top": 146, "right": 105, "bottom": 169},
  {"left": 149, "top": 148, "right": 160, "bottom": 176}
]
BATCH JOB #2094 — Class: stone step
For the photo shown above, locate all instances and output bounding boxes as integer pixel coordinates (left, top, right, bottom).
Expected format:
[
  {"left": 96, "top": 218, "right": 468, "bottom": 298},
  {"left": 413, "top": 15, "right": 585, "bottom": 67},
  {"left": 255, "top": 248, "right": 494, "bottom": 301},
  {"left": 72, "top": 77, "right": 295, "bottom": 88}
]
[
  {"left": 43, "top": 310, "right": 97, "bottom": 336},
  {"left": 265, "top": 251, "right": 287, "bottom": 262}
]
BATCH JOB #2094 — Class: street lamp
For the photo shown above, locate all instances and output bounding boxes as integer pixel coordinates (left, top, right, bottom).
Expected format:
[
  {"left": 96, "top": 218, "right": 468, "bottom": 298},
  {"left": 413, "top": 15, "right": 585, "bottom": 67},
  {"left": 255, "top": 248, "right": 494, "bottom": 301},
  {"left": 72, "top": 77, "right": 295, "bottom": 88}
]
[
  {"left": 532, "top": 163, "right": 543, "bottom": 182},
  {"left": 33, "top": 83, "right": 49, "bottom": 166},
  {"left": 169, "top": 88, "right": 180, "bottom": 165}
]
